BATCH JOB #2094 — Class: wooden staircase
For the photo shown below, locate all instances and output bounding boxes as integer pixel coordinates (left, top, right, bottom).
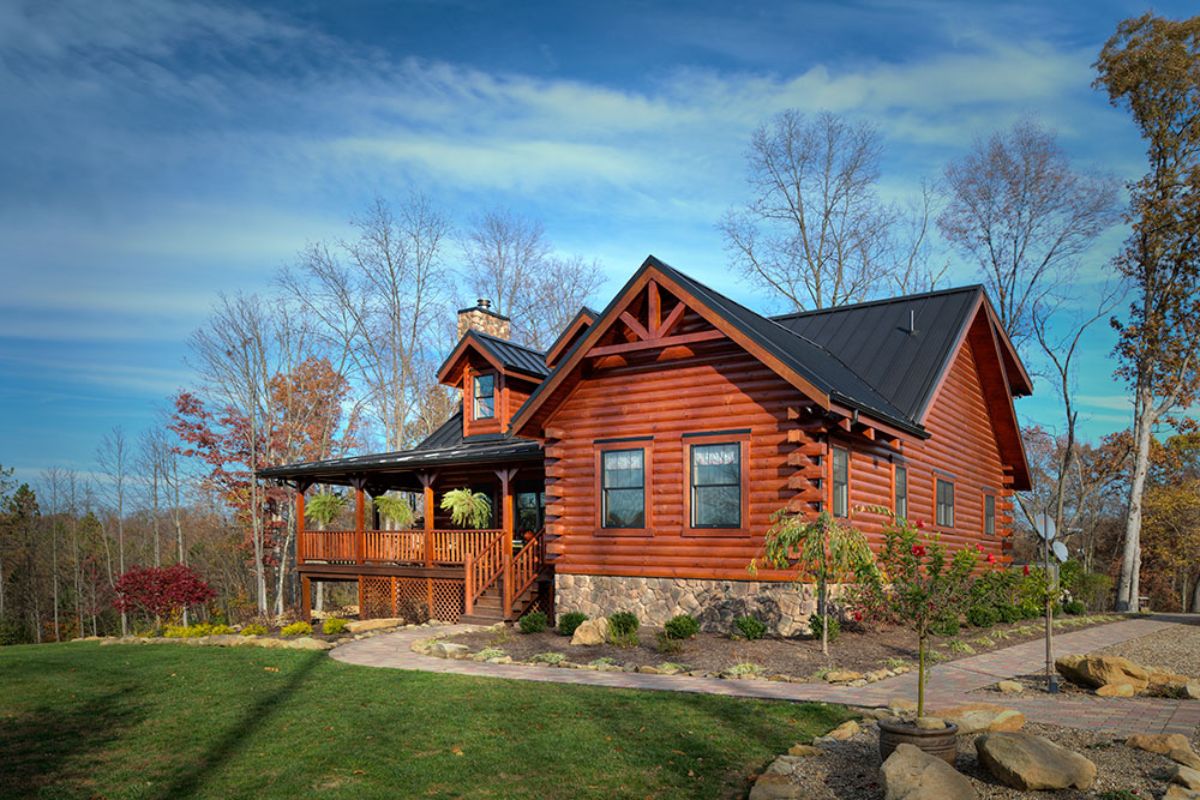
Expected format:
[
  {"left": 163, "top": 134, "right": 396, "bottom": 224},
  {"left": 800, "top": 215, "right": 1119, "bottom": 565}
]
[{"left": 460, "top": 529, "right": 549, "bottom": 624}]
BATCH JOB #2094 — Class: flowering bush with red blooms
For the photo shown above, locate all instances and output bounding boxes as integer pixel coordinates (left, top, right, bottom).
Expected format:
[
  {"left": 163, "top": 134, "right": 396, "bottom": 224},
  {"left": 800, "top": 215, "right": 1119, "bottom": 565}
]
[
  {"left": 113, "top": 564, "right": 217, "bottom": 621},
  {"left": 848, "top": 510, "right": 977, "bottom": 717}
]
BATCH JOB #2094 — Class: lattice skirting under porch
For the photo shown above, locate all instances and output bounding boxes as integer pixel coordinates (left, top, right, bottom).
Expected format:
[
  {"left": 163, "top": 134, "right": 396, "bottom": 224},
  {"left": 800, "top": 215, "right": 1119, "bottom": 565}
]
[{"left": 359, "top": 576, "right": 464, "bottom": 623}]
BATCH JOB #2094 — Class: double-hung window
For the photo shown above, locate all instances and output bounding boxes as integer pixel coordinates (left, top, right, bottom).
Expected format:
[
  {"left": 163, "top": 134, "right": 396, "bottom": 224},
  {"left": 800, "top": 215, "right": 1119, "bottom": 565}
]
[
  {"left": 601, "top": 449, "right": 645, "bottom": 528},
  {"left": 831, "top": 447, "right": 849, "bottom": 517},
  {"left": 936, "top": 478, "right": 955, "bottom": 528},
  {"left": 473, "top": 374, "right": 495, "bottom": 419},
  {"left": 690, "top": 442, "right": 741, "bottom": 528},
  {"left": 894, "top": 465, "right": 908, "bottom": 520}
]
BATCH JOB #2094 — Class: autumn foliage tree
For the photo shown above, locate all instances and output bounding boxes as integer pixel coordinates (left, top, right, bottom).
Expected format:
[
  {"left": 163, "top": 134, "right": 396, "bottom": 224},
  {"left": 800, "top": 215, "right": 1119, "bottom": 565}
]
[
  {"left": 113, "top": 564, "right": 216, "bottom": 625},
  {"left": 1094, "top": 13, "right": 1200, "bottom": 610}
]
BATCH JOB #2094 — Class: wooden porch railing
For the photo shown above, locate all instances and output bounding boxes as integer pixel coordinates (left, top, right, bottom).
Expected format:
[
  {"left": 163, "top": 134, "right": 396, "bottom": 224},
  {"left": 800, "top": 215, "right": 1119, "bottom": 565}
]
[
  {"left": 300, "top": 529, "right": 504, "bottom": 566},
  {"left": 510, "top": 529, "right": 546, "bottom": 603},
  {"left": 463, "top": 530, "right": 508, "bottom": 616}
]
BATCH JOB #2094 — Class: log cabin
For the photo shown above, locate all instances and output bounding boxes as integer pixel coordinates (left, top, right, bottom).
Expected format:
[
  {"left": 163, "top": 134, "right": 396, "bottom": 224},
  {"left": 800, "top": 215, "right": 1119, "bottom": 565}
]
[{"left": 260, "top": 255, "right": 1032, "bottom": 633}]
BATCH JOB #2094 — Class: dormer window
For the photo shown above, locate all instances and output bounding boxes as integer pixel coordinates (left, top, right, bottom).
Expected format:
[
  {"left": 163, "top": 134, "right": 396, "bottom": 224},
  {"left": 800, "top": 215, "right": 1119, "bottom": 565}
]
[{"left": 473, "top": 373, "right": 495, "bottom": 419}]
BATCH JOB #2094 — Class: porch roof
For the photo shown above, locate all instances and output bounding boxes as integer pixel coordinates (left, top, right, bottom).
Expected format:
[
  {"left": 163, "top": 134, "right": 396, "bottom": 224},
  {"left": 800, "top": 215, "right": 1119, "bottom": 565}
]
[{"left": 258, "top": 410, "right": 542, "bottom": 484}]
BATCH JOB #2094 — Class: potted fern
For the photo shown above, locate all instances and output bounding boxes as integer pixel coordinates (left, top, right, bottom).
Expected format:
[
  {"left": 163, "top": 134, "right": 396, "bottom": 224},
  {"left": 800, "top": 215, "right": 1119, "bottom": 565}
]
[
  {"left": 849, "top": 510, "right": 978, "bottom": 764},
  {"left": 304, "top": 492, "right": 347, "bottom": 613},
  {"left": 373, "top": 493, "right": 416, "bottom": 530},
  {"left": 440, "top": 488, "right": 492, "bottom": 529}
]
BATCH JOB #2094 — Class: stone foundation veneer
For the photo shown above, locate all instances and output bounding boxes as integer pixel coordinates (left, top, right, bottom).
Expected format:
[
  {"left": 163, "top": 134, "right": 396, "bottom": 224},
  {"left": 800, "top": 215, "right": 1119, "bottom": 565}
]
[{"left": 554, "top": 574, "right": 820, "bottom": 637}]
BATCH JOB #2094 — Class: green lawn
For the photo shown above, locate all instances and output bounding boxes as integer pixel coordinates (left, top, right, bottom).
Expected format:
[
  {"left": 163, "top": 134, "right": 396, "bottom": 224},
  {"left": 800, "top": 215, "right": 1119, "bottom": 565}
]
[{"left": 0, "top": 642, "right": 847, "bottom": 800}]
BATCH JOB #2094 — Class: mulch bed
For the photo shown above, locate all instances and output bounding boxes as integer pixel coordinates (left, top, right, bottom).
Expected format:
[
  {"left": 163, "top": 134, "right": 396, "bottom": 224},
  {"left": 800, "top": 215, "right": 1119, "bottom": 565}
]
[{"left": 444, "top": 615, "right": 1121, "bottom": 679}]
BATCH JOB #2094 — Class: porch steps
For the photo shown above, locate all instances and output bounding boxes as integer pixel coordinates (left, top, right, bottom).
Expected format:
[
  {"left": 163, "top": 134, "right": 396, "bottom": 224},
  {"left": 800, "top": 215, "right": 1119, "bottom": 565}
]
[{"left": 459, "top": 576, "right": 548, "bottom": 625}]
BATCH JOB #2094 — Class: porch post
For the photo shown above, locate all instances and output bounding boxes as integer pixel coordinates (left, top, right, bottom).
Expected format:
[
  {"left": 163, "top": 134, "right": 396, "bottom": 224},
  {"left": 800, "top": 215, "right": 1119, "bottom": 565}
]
[
  {"left": 353, "top": 478, "right": 366, "bottom": 565},
  {"left": 300, "top": 575, "right": 312, "bottom": 623},
  {"left": 496, "top": 468, "right": 517, "bottom": 619},
  {"left": 295, "top": 481, "right": 309, "bottom": 566},
  {"left": 420, "top": 472, "right": 436, "bottom": 568}
]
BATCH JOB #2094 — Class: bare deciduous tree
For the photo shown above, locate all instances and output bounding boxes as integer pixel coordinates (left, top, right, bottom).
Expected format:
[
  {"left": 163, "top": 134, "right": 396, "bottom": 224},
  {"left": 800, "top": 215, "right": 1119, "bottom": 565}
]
[
  {"left": 721, "top": 110, "right": 913, "bottom": 309},
  {"left": 938, "top": 118, "right": 1121, "bottom": 344},
  {"left": 96, "top": 427, "right": 129, "bottom": 636}
]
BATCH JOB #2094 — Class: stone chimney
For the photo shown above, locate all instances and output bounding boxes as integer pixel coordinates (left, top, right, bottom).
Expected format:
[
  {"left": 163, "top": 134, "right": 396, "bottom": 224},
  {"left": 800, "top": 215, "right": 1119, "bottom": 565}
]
[{"left": 457, "top": 298, "right": 511, "bottom": 341}]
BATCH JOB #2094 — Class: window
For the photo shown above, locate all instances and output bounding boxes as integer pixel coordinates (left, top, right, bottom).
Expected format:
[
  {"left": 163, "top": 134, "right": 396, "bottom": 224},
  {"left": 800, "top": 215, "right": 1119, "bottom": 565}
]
[
  {"left": 517, "top": 491, "right": 545, "bottom": 535},
  {"left": 831, "top": 447, "right": 849, "bottom": 517},
  {"left": 936, "top": 479, "right": 955, "bottom": 527},
  {"left": 984, "top": 494, "right": 996, "bottom": 536},
  {"left": 690, "top": 442, "right": 741, "bottom": 528},
  {"left": 601, "top": 449, "right": 644, "bottom": 528},
  {"left": 473, "top": 373, "right": 495, "bottom": 419},
  {"left": 894, "top": 465, "right": 908, "bottom": 520}
]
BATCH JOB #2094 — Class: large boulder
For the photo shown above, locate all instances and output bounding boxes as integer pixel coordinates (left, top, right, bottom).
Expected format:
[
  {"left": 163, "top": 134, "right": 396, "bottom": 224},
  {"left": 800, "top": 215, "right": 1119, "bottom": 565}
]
[
  {"left": 430, "top": 641, "right": 470, "bottom": 659},
  {"left": 286, "top": 636, "right": 334, "bottom": 651},
  {"left": 935, "top": 703, "right": 1026, "bottom": 735},
  {"left": 1055, "top": 654, "right": 1150, "bottom": 692},
  {"left": 1166, "top": 786, "right": 1200, "bottom": 800},
  {"left": 570, "top": 618, "right": 609, "bottom": 646},
  {"left": 880, "top": 743, "right": 978, "bottom": 800},
  {"left": 1174, "top": 765, "right": 1200, "bottom": 791},
  {"left": 1096, "top": 683, "right": 1135, "bottom": 697},
  {"left": 976, "top": 732, "right": 1096, "bottom": 791},
  {"left": 1126, "top": 733, "right": 1194, "bottom": 756},
  {"left": 346, "top": 618, "right": 404, "bottom": 633}
]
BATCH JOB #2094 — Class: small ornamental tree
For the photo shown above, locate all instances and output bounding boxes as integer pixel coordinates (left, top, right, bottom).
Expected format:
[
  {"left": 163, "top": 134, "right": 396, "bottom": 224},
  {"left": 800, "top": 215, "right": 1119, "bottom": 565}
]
[
  {"left": 113, "top": 564, "right": 217, "bottom": 627},
  {"left": 848, "top": 511, "right": 978, "bottom": 717},
  {"left": 751, "top": 510, "right": 872, "bottom": 656}
]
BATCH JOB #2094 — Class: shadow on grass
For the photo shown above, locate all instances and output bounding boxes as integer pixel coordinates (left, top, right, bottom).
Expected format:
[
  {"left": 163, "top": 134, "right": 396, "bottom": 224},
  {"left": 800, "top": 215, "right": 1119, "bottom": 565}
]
[
  {"left": 0, "top": 689, "right": 146, "bottom": 800},
  {"left": 154, "top": 652, "right": 325, "bottom": 800}
]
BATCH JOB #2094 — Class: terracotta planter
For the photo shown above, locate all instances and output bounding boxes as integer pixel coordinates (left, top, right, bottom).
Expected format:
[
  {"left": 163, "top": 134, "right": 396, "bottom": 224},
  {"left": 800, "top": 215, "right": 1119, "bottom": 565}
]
[{"left": 877, "top": 718, "right": 959, "bottom": 765}]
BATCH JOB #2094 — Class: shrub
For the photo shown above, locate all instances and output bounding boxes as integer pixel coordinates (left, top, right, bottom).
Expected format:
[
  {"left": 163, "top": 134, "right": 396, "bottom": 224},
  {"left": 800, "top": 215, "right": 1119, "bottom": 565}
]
[
  {"left": 808, "top": 613, "right": 841, "bottom": 642},
  {"left": 996, "top": 603, "right": 1022, "bottom": 624},
  {"left": 531, "top": 652, "right": 565, "bottom": 665},
  {"left": 733, "top": 614, "right": 767, "bottom": 640},
  {"left": 607, "top": 612, "right": 639, "bottom": 648},
  {"left": 474, "top": 647, "right": 506, "bottom": 661},
  {"left": 966, "top": 605, "right": 999, "bottom": 628},
  {"left": 557, "top": 612, "right": 588, "bottom": 637},
  {"left": 280, "top": 621, "right": 313, "bottom": 637},
  {"left": 322, "top": 617, "right": 349, "bottom": 635},
  {"left": 1063, "top": 600, "right": 1086, "bottom": 616},
  {"left": 656, "top": 631, "right": 684, "bottom": 654},
  {"left": 112, "top": 564, "right": 217, "bottom": 621},
  {"left": 519, "top": 611, "right": 548, "bottom": 634},
  {"left": 663, "top": 614, "right": 699, "bottom": 640},
  {"left": 588, "top": 656, "right": 617, "bottom": 667},
  {"left": 163, "top": 623, "right": 217, "bottom": 638},
  {"left": 240, "top": 623, "right": 268, "bottom": 636},
  {"left": 947, "top": 639, "right": 975, "bottom": 655},
  {"left": 726, "top": 662, "right": 762, "bottom": 677},
  {"left": 208, "top": 624, "right": 234, "bottom": 635},
  {"left": 930, "top": 615, "right": 959, "bottom": 637}
]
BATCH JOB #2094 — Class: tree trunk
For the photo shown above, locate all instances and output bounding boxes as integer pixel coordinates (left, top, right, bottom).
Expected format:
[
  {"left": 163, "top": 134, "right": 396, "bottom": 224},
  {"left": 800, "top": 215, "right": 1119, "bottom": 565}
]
[
  {"left": 1191, "top": 575, "right": 1200, "bottom": 613},
  {"left": 52, "top": 522, "right": 60, "bottom": 641},
  {"left": 1117, "top": 386, "right": 1155, "bottom": 611}
]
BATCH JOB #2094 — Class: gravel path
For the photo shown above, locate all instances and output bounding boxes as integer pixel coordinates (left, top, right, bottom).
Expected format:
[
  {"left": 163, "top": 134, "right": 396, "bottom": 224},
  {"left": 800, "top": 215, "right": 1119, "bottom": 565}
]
[{"left": 1094, "top": 614, "right": 1200, "bottom": 677}]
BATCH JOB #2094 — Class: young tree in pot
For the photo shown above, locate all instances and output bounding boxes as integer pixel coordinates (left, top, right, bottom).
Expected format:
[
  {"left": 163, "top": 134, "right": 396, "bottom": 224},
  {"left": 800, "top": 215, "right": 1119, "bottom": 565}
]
[
  {"left": 849, "top": 510, "right": 978, "bottom": 763},
  {"left": 440, "top": 488, "right": 492, "bottom": 529},
  {"left": 751, "top": 510, "right": 871, "bottom": 656}
]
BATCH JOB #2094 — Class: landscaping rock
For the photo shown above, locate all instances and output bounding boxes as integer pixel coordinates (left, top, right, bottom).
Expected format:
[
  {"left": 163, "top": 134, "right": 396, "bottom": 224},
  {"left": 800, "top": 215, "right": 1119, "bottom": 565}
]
[
  {"left": 888, "top": 698, "right": 918, "bottom": 715},
  {"left": 814, "top": 720, "right": 860, "bottom": 743},
  {"left": 1096, "top": 682, "right": 1135, "bottom": 697},
  {"left": 1055, "top": 653, "right": 1150, "bottom": 692},
  {"left": 748, "top": 773, "right": 803, "bottom": 800},
  {"left": 996, "top": 680, "right": 1024, "bottom": 694},
  {"left": 975, "top": 732, "right": 1096, "bottom": 790},
  {"left": 915, "top": 717, "right": 946, "bottom": 730},
  {"left": 345, "top": 618, "right": 403, "bottom": 634},
  {"left": 936, "top": 703, "right": 1026, "bottom": 734},
  {"left": 880, "top": 743, "right": 978, "bottom": 800},
  {"left": 286, "top": 636, "right": 334, "bottom": 651},
  {"left": 1125, "top": 733, "right": 1193, "bottom": 756},
  {"left": 787, "top": 744, "right": 821, "bottom": 757},
  {"left": 431, "top": 642, "right": 470, "bottom": 659},
  {"left": 1166, "top": 786, "right": 1200, "bottom": 800},
  {"left": 866, "top": 669, "right": 892, "bottom": 682},
  {"left": 826, "top": 670, "right": 864, "bottom": 683},
  {"left": 1173, "top": 765, "right": 1200, "bottom": 791},
  {"left": 1171, "top": 748, "right": 1200, "bottom": 771},
  {"left": 570, "top": 618, "right": 609, "bottom": 646},
  {"left": 1187, "top": 680, "right": 1200, "bottom": 700}
]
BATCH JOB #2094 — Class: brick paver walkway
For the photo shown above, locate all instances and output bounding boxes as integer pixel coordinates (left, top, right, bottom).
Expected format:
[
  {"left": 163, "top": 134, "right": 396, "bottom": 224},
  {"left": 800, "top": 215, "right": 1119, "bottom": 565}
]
[{"left": 332, "top": 616, "right": 1200, "bottom": 736}]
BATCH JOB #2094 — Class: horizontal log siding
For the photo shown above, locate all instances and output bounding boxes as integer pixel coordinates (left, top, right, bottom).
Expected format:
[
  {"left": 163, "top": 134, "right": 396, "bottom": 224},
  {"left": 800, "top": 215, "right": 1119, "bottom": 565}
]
[
  {"left": 544, "top": 339, "right": 812, "bottom": 580},
  {"left": 838, "top": 330, "right": 1011, "bottom": 562}
]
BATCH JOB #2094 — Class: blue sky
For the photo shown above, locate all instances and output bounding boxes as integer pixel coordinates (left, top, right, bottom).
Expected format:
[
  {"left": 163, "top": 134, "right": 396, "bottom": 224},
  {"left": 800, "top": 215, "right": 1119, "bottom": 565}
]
[{"left": 0, "top": 0, "right": 1185, "bottom": 484}]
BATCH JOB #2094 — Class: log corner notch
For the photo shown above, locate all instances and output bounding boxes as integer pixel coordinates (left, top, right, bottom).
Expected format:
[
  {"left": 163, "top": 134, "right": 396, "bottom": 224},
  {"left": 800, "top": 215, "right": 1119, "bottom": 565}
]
[{"left": 785, "top": 404, "right": 827, "bottom": 513}]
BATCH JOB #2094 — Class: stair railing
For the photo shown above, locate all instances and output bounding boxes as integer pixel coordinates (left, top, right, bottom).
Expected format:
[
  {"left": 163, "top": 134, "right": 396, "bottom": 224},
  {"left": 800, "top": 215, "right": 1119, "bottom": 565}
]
[
  {"left": 464, "top": 530, "right": 508, "bottom": 616},
  {"left": 510, "top": 529, "right": 546, "bottom": 607}
]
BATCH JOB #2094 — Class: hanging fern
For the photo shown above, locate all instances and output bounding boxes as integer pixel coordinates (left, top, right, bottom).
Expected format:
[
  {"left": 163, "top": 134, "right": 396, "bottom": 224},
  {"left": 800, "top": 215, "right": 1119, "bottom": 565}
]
[
  {"left": 374, "top": 493, "right": 416, "bottom": 529},
  {"left": 440, "top": 488, "right": 492, "bottom": 529},
  {"left": 304, "top": 492, "right": 347, "bottom": 529}
]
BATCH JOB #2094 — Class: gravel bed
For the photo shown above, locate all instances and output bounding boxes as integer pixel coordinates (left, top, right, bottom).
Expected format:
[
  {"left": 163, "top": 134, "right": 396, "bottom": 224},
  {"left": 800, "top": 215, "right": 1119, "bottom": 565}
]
[
  {"left": 1092, "top": 617, "right": 1200, "bottom": 677},
  {"left": 778, "top": 719, "right": 1198, "bottom": 799}
]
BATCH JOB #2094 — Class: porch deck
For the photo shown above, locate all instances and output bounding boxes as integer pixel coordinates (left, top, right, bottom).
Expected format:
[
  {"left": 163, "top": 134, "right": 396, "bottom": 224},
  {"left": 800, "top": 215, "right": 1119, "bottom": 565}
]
[{"left": 300, "top": 528, "right": 505, "bottom": 567}]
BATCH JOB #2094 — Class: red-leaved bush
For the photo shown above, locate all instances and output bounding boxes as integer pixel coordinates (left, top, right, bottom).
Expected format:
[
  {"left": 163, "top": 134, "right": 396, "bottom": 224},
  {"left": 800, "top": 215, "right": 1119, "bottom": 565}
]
[{"left": 113, "top": 564, "right": 216, "bottom": 620}]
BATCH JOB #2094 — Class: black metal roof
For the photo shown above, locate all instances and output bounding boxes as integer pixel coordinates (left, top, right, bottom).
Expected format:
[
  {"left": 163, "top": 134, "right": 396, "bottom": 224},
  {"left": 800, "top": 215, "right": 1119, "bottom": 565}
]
[
  {"left": 440, "top": 329, "right": 549, "bottom": 379},
  {"left": 772, "top": 285, "right": 986, "bottom": 423},
  {"left": 258, "top": 410, "right": 542, "bottom": 482}
]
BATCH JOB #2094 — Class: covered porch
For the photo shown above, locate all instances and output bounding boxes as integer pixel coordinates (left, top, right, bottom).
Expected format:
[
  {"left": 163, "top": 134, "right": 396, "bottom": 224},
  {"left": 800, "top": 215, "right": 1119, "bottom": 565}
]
[{"left": 262, "top": 429, "right": 549, "bottom": 624}]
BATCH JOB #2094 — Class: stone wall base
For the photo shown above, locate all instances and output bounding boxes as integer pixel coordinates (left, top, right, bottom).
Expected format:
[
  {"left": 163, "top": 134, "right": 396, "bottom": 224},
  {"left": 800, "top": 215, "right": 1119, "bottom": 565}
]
[{"left": 554, "top": 574, "right": 820, "bottom": 637}]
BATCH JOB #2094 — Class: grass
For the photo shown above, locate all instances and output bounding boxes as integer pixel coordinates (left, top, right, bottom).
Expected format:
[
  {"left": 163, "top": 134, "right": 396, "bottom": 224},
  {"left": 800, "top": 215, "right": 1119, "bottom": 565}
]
[{"left": 0, "top": 642, "right": 848, "bottom": 800}]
